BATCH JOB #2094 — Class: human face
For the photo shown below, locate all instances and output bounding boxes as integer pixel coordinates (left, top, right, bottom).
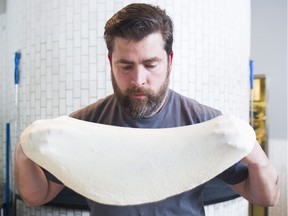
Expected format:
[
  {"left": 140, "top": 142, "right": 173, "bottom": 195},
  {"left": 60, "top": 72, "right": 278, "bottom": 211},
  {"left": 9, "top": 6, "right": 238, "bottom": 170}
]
[{"left": 108, "top": 32, "right": 173, "bottom": 118}]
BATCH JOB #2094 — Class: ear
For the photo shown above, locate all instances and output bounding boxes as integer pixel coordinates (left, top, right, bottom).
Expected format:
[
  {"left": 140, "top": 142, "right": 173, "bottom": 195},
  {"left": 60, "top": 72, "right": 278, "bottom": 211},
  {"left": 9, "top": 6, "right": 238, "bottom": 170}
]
[
  {"left": 168, "top": 52, "right": 173, "bottom": 68},
  {"left": 108, "top": 53, "right": 112, "bottom": 67}
]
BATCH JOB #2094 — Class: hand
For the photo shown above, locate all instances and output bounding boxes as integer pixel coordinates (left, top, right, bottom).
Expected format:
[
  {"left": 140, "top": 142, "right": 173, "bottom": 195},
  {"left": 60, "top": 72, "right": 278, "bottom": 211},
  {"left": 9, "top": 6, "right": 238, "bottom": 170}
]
[{"left": 210, "top": 115, "right": 256, "bottom": 153}]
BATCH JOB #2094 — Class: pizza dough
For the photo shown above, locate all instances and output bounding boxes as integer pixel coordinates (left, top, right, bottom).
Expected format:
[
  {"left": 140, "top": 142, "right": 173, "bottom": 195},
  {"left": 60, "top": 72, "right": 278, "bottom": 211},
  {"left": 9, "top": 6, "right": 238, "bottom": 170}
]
[{"left": 20, "top": 115, "right": 255, "bottom": 205}]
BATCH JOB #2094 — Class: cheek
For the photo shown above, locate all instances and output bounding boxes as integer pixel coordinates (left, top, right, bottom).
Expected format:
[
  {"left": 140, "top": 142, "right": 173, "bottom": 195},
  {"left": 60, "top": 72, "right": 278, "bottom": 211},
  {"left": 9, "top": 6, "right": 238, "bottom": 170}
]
[
  {"left": 113, "top": 70, "right": 131, "bottom": 90},
  {"left": 148, "top": 72, "right": 167, "bottom": 90}
]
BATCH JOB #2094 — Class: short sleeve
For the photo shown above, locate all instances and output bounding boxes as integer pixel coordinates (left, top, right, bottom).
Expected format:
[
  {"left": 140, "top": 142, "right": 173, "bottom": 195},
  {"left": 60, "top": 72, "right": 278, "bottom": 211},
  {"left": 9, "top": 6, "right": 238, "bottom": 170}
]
[
  {"left": 217, "top": 161, "right": 248, "bottom": 185},
  {"left": 42, "top": 168, "right": 63, "bottom": 185}
]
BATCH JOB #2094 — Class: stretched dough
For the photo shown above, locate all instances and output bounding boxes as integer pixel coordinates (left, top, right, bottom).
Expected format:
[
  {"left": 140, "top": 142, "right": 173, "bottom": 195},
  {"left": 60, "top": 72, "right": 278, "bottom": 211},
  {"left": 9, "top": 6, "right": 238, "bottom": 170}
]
[{"left": 20, "top": 115, "right": 255, "bottom": 205}]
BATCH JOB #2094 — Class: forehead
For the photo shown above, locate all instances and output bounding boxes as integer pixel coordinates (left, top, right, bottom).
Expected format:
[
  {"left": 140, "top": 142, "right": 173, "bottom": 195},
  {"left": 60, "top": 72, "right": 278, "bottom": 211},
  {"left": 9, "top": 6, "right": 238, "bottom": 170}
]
[{"left": 112, "top": 32, "right": 166, "bottom": 60}]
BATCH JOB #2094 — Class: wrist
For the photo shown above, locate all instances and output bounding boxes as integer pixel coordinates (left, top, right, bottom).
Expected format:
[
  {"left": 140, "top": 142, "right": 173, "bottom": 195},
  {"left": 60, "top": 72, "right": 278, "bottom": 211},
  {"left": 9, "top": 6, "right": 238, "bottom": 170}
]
[{"left": 242, "top": 141, "right": 269, "bottom": 168}]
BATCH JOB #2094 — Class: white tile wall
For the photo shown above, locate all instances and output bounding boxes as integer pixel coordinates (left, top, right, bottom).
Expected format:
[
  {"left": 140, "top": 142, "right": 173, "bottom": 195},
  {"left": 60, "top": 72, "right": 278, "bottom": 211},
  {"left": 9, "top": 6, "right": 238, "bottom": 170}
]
[
  {"left": 204, "top": 197, "right": 249, "bottom": 216},
  {"left": 267, "top": 138, "right": 287, "bottom": 216},
  {"left": 0, "top": 14, "right": 7, "bottom": 183},
  {"left": 0, "top": 0, "right": 258, "bottom": 215}
]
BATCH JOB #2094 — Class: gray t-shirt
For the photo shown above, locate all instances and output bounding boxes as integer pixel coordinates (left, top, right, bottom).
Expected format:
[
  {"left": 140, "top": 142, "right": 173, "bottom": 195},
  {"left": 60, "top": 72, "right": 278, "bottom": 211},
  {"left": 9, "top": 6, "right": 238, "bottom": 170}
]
[{"left": 67, "top": 89, "right": 248, "bottom": 216}]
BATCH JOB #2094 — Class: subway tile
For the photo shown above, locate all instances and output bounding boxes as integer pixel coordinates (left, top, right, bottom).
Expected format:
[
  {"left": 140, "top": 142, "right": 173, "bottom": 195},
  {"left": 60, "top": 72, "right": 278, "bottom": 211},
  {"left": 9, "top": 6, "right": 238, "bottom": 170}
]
[
  {"left": 74, "top": 14, "right": 81, "bottom": 31},
  {"left": 59, "top": 98, "right": 67, "bottom": 115},
  {"left": 89, "top": 80, "right": 97, "bottom": 98},
  {"left": 73, "top": 81, "right": 81, "bottom": 98},
  {"left": 74, "top": 30, "right": 81, "bottom": 48},
  {"left": 66, "top": 90, "right": 73, "bottom": 106},
  {"left": 66, "top": 40, "right": 74, "bottom": 57},
  {"left": 81, "top": 38, "right": 89, "bottom": 56},
  {"left": 74, "top": 47, "right": 81, "bottom": 64},
  {"left": 66, "top": 23, "right": 74, "bottom": 40},
  {"left": 89, "top": 30, "right": 97, "bottom": 47},
  {"left": 74, "top": 0, "right": 81, "bottom": 14},
  {"left": 81, "top": 4, "right": 89, "bottom": 22},
  {"left": 81, "top": 89, "right": 89, "bottom": 106},
  {"left": 81, "top": 21, "right": 89, "bottom": 39},
  {"left": 66, "top": 6, "right": 74, "bottom": 24},
  {"left": 73, "top": 97, "right": 81, "bottom": 111},
  {"left": 89, "top": 0, "right": 98, "bottom": 13},
  {"left": 59, "top": 32, "right": 66, "bottom": 49},
  {"left": 89, "top": 63, "right": 97, "bottom": 81}
]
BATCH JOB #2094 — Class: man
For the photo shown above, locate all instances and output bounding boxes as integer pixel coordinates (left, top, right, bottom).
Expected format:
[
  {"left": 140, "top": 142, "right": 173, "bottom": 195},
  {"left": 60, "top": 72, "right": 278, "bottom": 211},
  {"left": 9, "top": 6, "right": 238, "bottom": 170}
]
[{"left": 15, "top": 3, "right": 279, "bottom": 215}]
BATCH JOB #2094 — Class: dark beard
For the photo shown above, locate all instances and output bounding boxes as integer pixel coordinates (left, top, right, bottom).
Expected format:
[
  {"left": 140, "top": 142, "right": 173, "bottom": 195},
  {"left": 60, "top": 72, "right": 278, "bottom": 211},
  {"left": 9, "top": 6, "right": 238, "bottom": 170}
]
[{"left": 112, "top": 73, "right": 169, "bottom": 119}]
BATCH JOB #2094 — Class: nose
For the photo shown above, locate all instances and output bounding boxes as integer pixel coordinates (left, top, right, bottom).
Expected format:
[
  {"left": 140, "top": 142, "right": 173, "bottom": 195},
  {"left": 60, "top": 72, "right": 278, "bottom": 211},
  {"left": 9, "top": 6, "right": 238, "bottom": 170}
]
[{"left": 131, "top": 66, "right": 146, "bottom": 86}]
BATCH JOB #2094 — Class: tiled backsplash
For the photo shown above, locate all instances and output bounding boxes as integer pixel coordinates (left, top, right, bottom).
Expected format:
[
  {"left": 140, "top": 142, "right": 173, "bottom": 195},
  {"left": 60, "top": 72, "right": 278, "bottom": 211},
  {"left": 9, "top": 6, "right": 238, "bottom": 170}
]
[{"left": 0, "top": 0, "right": 253, "bottom": 215}]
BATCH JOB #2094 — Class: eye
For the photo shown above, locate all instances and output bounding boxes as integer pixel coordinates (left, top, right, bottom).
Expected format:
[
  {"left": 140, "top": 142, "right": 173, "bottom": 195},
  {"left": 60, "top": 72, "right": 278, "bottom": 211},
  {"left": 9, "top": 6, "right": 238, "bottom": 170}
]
[
  {"left": 145, "top": 63, "right": 159, "bottom": 70},
  {"left": 122, "top": 66, "right": 132, "bottom": 70},
  {"left": 146, "top": 64, "right": 156, "bottom": 68},
  {"left": 119, "top": 65, "right": 133, "bottom": 73}
]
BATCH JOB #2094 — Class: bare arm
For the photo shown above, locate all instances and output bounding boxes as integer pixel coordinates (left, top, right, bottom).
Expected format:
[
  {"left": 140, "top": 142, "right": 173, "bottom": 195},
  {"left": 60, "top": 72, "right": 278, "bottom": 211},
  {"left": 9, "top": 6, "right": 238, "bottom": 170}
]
[
  {"left": 14, "top": 142, "right": 64, "bottom": 207},
  {"left": 231, "top": 142, "right": 280, "bottom": 206}
]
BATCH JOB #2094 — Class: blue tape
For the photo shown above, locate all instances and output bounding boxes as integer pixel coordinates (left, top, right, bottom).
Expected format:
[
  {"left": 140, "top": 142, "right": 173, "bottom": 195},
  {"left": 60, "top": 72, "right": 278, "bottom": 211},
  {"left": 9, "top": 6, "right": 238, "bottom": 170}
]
[
  {"left": 6, "top": 123, "right": 10, "bottom": 216},
  {"left": 249, "top": 60, "right": 254, "bottom": 89},
  {"left": 14, "top": 51, "right": 21, "bottom": 85}
]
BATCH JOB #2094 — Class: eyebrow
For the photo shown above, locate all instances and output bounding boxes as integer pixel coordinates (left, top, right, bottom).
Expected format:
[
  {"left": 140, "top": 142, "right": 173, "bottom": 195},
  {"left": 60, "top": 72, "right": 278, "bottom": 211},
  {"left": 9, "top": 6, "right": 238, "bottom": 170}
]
[
  {"left": 115, "top": 59, "right": 134, "bottom": 65},
  {"left": 143, "top": 57, "right": 162, "bottom": 64},
  {"left": 115, "top": 57, "right": 162, "bottom": 65}
]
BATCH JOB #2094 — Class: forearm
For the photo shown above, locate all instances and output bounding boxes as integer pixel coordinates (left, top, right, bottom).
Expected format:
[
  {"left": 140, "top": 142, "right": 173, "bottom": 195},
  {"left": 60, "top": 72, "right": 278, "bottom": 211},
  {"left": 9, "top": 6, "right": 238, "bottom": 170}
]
[
  {"left": 14, "top": 142, "right": 63, "bottom": 206},
  {"left": 245, "top": 160, "right": 279, "bottom": 206},
  {"left": 239, "top": 143, "right": 280, "bottom": 206}
]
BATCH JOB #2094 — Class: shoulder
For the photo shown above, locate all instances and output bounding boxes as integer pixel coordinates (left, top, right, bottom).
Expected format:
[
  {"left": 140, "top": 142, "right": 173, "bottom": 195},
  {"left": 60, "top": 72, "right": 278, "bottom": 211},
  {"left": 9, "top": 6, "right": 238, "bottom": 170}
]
[
  {"left": 168, "top": 89, "right": 222, "bottom": 123},
  {"left": 70, "top": 94, "right": 117, "bottom": 121}
]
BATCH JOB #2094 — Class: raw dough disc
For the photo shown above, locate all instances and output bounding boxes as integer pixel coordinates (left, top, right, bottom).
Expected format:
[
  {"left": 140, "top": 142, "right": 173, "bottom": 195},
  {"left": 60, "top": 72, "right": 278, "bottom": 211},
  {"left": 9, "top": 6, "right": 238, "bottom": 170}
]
[{"left": 20, "top": 115, "right": 255, "bottom": 205}]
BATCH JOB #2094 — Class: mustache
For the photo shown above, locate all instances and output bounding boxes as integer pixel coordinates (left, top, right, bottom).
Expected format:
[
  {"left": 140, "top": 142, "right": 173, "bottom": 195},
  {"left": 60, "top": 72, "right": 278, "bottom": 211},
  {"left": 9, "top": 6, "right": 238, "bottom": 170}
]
[{"left": 126, "top": 87, "right": 153, "bottom": 95}]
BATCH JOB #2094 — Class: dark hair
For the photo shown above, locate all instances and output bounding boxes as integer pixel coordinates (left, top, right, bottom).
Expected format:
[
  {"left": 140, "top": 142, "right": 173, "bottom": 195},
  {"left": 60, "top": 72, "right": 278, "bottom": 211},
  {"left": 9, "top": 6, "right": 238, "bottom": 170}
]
[{"left": 104, "top": 3, "right": 173, "bottom": 56}]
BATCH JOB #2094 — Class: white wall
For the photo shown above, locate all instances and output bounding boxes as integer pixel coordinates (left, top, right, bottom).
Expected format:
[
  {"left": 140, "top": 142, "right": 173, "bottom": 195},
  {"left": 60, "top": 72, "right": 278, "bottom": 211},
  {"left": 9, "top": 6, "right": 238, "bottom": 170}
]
[
  {"left": 0, "top": 13, "right": 6, "bottom": 183},
  {"left": 0, "top": 0, "right": 251, "bottom": 215},
  {"left": 251, "top": 0, "right": 287, "bottom": 215},
  {"left": 0, "top": 0, "right": 5, "bottom": 14},
  {"left": 251, "top": 0, "right": 287, "bottom": 140}
]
